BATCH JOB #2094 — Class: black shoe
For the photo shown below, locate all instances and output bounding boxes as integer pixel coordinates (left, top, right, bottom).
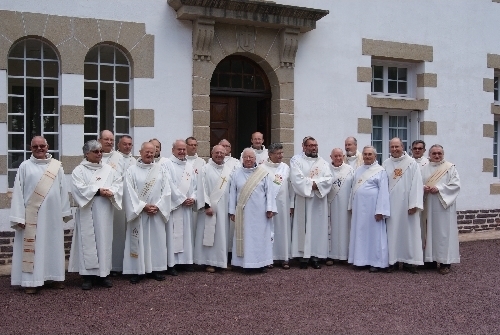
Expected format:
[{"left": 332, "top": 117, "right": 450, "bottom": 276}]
[
  {"left": 403, "top": 264, "right": 418, "bottom": 274},
  {"left": 110, "top": 271, "right": 120, "bottom": 277},
  {"left": 82, "top": 278, "right": 93, "bottom": 290},
  {"left": 299, "top": 262, "right": 308, "bottom": 269},
  {"left": 166, "top": 267, "right": 178, "bottom": 276},
  {"left": 147, "top": 272, "right": 166, "bottom": 281},
  {"left": 259, "top": 267, "right": 268, "bottom": 273},
  {"left": 99, "top": 277, "right": 113, "bottom": 288},
  {"left": 182, "top": 265, "right": 195, "bottom": 272},
  {"left": 130, "top": 275, "right": 140, "bottom": 284},
  {"left": 311, "top": 261, "right": 321, "bottom": 269},
  {"left": 369, "top": 266, "right": 379, "bottom": 273},
  {"left": 386, "top": 265, "right": 394, "bottom": 273}
]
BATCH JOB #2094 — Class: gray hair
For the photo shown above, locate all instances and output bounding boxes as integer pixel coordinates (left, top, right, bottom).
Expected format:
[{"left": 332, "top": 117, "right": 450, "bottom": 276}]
[
  {"left": 268, "top": 142, "right": 283, "bottom": 154},
  {"left": 242, "top": 148, "right": 256, "bottom": 158},
  {"left": 346, "top": 136, "right": 357, "bottom": 145},
  {"left": 141, "top": 142, "right": 155, "bottom": 150},
  {"left": 429, "top": 144, "right": 444, "bottom": 153},
  {"left": 172, "top": 139, "right": 186, "bottom": 148},
  {"left": 83, "top": 140, "right": 102, "bottom": 155},
  {"left": 362, "top": 145, "right": 377, "bottom": 155}
]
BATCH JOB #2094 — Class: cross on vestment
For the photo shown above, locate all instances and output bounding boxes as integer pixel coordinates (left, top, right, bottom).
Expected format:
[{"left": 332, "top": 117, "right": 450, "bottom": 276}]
[{"left": 219, "top": 176, "right": 227, "bottom": 189}]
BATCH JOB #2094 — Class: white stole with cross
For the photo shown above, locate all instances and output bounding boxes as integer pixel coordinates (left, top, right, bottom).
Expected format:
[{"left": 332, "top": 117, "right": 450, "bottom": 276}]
[
  {"left": 202, "top": 162, "right": 232, "bottom": 247},
  {"left": 351, "top": 163, "right": 384, "bottom": 197}
]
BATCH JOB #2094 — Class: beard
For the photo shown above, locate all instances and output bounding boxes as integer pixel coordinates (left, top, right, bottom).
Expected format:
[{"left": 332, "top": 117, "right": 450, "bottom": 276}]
[
  {"left": 305, "top": 152, "right": 318, "bottom": 158},
  {"left": 346, "top": 150, "right": 354, "bottom": 157}
]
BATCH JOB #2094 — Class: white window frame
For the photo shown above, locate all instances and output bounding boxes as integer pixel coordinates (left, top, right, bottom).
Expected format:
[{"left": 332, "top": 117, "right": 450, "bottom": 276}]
[
  {"left": 371, "top": 60, "right": 416, "bottom": 99},
  {"left": 494, "top": 72, "right": 499, "bottom": 103},
  {"left": 494, "top": 120, "right": 499, "bottom": 177},
  {"left": 371, "top": 109, "right": 420, "bottom": 164}
]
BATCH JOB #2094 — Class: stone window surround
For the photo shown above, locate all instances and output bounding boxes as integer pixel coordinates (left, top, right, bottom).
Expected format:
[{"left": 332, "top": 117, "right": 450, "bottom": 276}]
[
  {"left": 359, "top": 38, "right": 434, "bottom": 136},
  {"left": 168, "top": 0, "right": 329, "bottom": 159},
  {"left": 0, "top": 10, "right": 156, "bottom": 208},
  {"left": 486, "top": 53, "right": 500, "bottom": 192}
]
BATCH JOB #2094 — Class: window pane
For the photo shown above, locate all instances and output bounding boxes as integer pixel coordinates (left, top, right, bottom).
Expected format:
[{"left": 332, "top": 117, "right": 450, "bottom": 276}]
[
  {"left": 10, "top": 42, "right": 24, "bottom": 58},
  {"left": 398, "top": 129, "right": 407, "bottom": 141},
  {"left": 218, "top": 60, "right": 230, "bottom": 72},
  {"left": 8, "top": 115, "right": 24, "bottom": 132},
  {"left": 398, "top": 116, "right": 407, "bottom": 127},
  {"left": 398, "top": 68, "right": 407, "bottom": 80},
  {"left": 8, "top": 59, "right": 24, "bottom": 76},
  {"left": 372, "top": 115, "right": 383, "bottom": 127},
  {"left": 26, "top": 60, "right": 41, "bottom": 77},
  {"left": 44, "top": 134, "right": 58, "bottom": 150},
  {"left": 398, "top": 82, "right": 407, "bottom": 94},
  {"left": 43, "top": 98, "right": 58, "bottom": 114},
  {"left": 100, "top": 65, "right": 113, "bottom": 81},
  {"left": 243, "top": 75, "right": 254, "bottom": 89},
  {"left": 116, "top": 101, "right": 129, "bottom": 117},
  {"left": 243, "top": 61, "right": 254, "bottom": 74},
  {"left": 44, "top": 80, "right": 58, "bottom": 96},
  {"left": 210, "top": 75, "right": 218, "bottom": 87},
  {"left": 372, "top": 65, "right": 383, "bottom": 79},
  {"left": 255, "top": 76, "right": 265, "bottom": 90},
  {"left": 388, "top": 81, "right": 397, "bottom": 93},
  {"left": 389, "top": 116, "right": 397, "bottom": 127},
  {"left": 25, "top": 40, "right": 41, "bottom": 59},
  {"left": 84, "top": 82, "right": 98, "bottom": 98},
  {"left": 43, "top": 116, "right": 58, "bottom": 132},
  {"left": 84, "top": 64, "right": 98, "bottom": 80},
  {"left": 115, "top": 66, "right": 129, "bottom": 82},
  {"left": 100, "top": 46, "right": 115, "bottom": 64},
  {"left": 232, "top": 74, "right": 242, "bottom": 89},
  {"left": 115, "top": 118, "right": 129, "bottom": 134},
  {"left": 389, "top": 128, "right": 398, "bottom": 139},
  {"left": 9, "top": 96, "right": 24, "bottom": 114},
  {"left": 84, "top": 99, "right": 98, "bottom": 116},
  {"left": 388, "top": 67, "right": 397, "bottom": 80},
  {"left": 372, "top": 127, "right": 382, "bottom": 140},
  {"left": 84, "top": 135, "right": 95, "bottom": 144},
  {"left": 43, "top": 44, "right": 57, "bottom": 60},
  {"left": 373, "top": 79, "right": 383, "bottom": 93},
  {"left": 26, "top": 78, "right": 41, "bottom": 89},
  {"left": 9, "top": 134, "right": 25, "bottom": 150},
  {"left": 84, "top": 116, "right": 98, "bottom": 134},
  {"left": 85, "top": 47, "right": 98, "bottom": 63},
  {"left": 43, "top": 61, "right": 59, "bottom": 78},
  {"left": 9, "top": 152, "right": 25, "bottom": 168},
  {"left": 219, "top": 74, "right": 230, "bottom": 88},
  {"left": 9, "top": 171, "right": 18, "bottom": 188},
  {"left": 116, "top": 84, "right": 129, "bottom": 99},
  {"left": 231, "top": 60, "right": 242, "bottom": 73},
  {"left": 115, "top": 51, "right": 128, "bottom": 65}
]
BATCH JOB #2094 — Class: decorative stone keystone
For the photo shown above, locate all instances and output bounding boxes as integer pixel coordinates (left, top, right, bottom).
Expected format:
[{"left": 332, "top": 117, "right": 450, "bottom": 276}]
[{"left": 279, "top": 28, "right": 299, "bottom": 68}]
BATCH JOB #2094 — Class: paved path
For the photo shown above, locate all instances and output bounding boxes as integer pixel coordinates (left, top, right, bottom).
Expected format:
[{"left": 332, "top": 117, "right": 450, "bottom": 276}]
[{"left": 1, "top": 237, "right": 500, "bottom": 334}]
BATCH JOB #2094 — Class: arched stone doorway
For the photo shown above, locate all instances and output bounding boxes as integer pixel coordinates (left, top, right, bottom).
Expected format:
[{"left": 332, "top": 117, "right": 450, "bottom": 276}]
[{"left": 210, "top": 56, "right": 271, "bottom": 156}]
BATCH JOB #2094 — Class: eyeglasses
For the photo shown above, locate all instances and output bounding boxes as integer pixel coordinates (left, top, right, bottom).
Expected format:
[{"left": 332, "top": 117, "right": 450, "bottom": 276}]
[
  {"left": 91, "top": 150, "right": 103, "bottom": 154},
  {"left": 31, "top": 144, "right": 47, "bottom": 149},
  {"left": 412, "top": 147, "right": 424, "bottom": 150},
  {"left": 306, "top": 144, "right": 318, "bottom": 147}
]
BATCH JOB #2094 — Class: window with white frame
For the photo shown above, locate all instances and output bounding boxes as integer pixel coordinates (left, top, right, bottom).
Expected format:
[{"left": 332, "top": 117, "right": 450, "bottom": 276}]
[
  {"left": 494, "top": 120, "right": 498, "bottom": 177},
  {"left": 371, "top": 111, "right": 415, "bottom": 164},
  {"left": 84, "top": 45, "right": 131, "bottom": 144},
  {"left": 494, "top": 76, "right": 498, "bottom": 102},
  {"left": 7, "top": 39, "right": 60, "bottom": 187},
  {"left": 371, "top": 60, "right": 415, "bottom": 98}
]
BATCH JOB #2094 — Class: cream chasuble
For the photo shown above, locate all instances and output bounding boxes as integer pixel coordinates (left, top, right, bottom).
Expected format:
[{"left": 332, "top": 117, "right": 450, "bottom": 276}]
[
  {"left": 193, "top": 160, "right": 235, "bottom": 268},
  {"left": 68, "top": 160, "right": 122, "bottom": 277},
  {"left": 122, "top": 160, "right": 171, "bottom": 275},
  {"left": 229, "top": 166, "right": 275, "bottom": 268},
  {"left": 290, "top": 155, "right": 332, "bottom": 259},
  {"left": 344, "top": 151, "right": 364, "bottom": 170},
  {"left": 327, "top": 163, "right": 354, "bottom": 261},
  {"left": 383, "top": 153, "right": 424, "bottom": 266},
  {"left": 10, "top": 154, "right": 71, "bottom": 287},
  {"left": 348, "top": 162, "right": 390, "bottom": 268},
  {"left": 161, "top": 156, "right": 197, "bottom": 266},
  {"left": 421, "top": 160, "right": 461, "bottom": 264},
  {"left": 262, "top": 160, "right": 293, "bottom": 261}
]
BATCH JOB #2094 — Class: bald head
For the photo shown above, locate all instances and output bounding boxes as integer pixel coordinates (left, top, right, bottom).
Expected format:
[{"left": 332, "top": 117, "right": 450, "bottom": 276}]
[
  {"left": 389, "top": 137, "right": 404, "bottom": 158},
  {"left": 251, "top": 132, "right": 264, "bottom": 150},
  {"left": 99, "top": 130, "right": 114, "bottom": 153},
  {"left": 330, "top": 148, "right": 344, "bottom": 167},
  {"left": 211, "top": 145, "right": 226, "bottom": 165}
]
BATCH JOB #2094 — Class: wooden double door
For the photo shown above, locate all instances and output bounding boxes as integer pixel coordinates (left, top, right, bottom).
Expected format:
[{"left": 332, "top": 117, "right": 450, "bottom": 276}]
[{"left": 210, "top": 95, "right": 270, "bottom": 157}]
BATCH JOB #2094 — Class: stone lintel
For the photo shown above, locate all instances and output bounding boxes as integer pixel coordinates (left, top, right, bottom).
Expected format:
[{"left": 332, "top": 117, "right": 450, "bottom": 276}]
[
  {"left": 357, "top": 67, "right": 372, "bottom": 82},
  {"left": 416, "top": 73, "right": 437, "bottom": 88},
  {"left": 420, "top": 121, "right": 437, "bottom": 135},
  {"left": 358, "top": 118, "right": 372, "bottom": 134},
  {"left": 131, "top": 109, "right": 154, "bottom": 127},
  {"left": 484, "top": 158, "right": 494, "bottom": 173},
  {"left": 167, "top": 0, "right": 329, "bottom": 33},
  {"left": 362, "top": 38, "right": 433, "bottom": 62},
  {"left": 484, "top": 124, "right": 495, "bottom": 138},
  {"left": 367, "top": 95, "right": 429, "bottom": 111}
]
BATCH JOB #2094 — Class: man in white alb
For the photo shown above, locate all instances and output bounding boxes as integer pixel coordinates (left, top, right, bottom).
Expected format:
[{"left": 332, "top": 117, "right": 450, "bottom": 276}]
[
  {"left": 240, "top": 132, "right": 268, "bottom": 165},
  {"left": 122, "top": 142, "right": 171, "bottom": 283},
  {"left": 186, "top": 136, "right": 206, "bottom": 243},
  {"left": 194, "top": 145, "right": 236, "bottom": 272},
  {"left": 229, "top": 149, "right": 275, "bottom": 273},
  {"left": 150, "top": 138, "right": 168, "bottom": 165},
  {"left": 326, "top": 148, "right": 354, "bottom": 265},
  {"left": 383, "top": 138, "right": 424, "bottom": 273},
  {"left": 348, "top": 146, "right": 390, "bottom": 273},
  {"left": 290, "top": 137, "right": 333, "bottom": 269},
  {"left": 68, "top": 140, "right": 123, "bottom": 290},
  {"left": 421, "top": 144, "right": 461, "bottom": 275},
  {"left": 411, "top": 140, "right": 429, "bottom": 168},
  {"left": 10, "top": 136, "right": 72, "bottom": 294},
  {"left": 344, "top": 137, "right": 363, "bottom": 169},
  {"left": 262, "top": 143, "right": 293, "bottom": 269},
  {"left": 161, "top": 140, "right": 197, "bottom": 276}
]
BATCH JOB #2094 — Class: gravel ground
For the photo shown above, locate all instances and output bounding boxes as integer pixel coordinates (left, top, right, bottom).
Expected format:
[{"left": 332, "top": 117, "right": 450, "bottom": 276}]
[{"left": 2, "top": 239, "right": 499, "bottom": 335}]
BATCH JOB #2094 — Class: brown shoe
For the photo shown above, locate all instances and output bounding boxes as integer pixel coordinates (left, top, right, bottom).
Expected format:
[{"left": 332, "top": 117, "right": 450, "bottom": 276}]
[
  {"left": 325, "top": 259, "right": 334, "bottom": 266},
  {"left": 206, "top": 266, "right": 216, "bottom": 273},
  {"left": 50, "top": 281, "right": 65, "bottom": 289},
  {"left": 282, "top": 262, "right": 290, "bottom": 270},
  {"left": 24, "top": 287, "right": 37, "bottom": 294}
]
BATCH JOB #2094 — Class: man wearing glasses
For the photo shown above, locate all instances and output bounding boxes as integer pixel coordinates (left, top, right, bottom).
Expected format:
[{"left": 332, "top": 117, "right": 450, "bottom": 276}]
[
  {"left": 10, "top": 136, "right": 72, "bottom": 294},
  {"left": 411, "top": 140, "right": 429, "bottom": 168}
]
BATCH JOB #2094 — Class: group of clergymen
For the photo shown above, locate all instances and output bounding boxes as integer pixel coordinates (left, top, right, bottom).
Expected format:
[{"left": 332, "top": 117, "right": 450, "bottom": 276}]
[{"left": 9, "top": 130, "right": 460, "bottom": 294}]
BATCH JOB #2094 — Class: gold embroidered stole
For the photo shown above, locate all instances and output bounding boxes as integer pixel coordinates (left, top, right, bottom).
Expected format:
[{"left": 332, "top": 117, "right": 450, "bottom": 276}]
[
  {"left": 203, "top": 162, "right": 232, "bottom": 247},
  {"left": 130, "top": 162, "right": 161, "bottom": 258},
  {"left": 387, "top": 155, "right": 413, "bottom": 193},
  {"left": 425, "top": 162, "right": 453, "bottom": 187},
  {"left": 22, "top": 159, "right": 61, "bottom": 273},
  {"left": 79, "top": 164, "right": 112, "bottom": 270},
  {"left": 235, "top": 166, "right": 269, "bottom": 257}
]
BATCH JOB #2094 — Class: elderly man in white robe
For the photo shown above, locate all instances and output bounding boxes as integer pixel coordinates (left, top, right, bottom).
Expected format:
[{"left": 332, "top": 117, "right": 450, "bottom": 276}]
[
  {"left": 240, "top": 132, "right": 268, "bottom": 165},
  {"left": 194, "top": 145, "right": 236, "bottom": 273},
  {"left": 110, "top": 134, "right": 136, "bottom": 276},
  {"left": 68, "top": 140, "right": 123, "bottom": 290},
  {"left": 262, "top": 143, "right": 293, "bottom": 269},
  {"left": 229, "top": 148, "right": 275, "bottom": 273},
  {"left": 122, "top": 142, "right": 171, "bottom": 284},
  {"left": 10, "top": 136, "right": 72, "bottom": 294},
  {"left": 326, "top": 148, "right": 354, "bottom": 266},
  {"left": 344, "top": 137, "right": 363, "bottom": 169},
  {"left": 186, "top": 136, "right": 206, "bottom": 244},
  {"left": 161, "top": 139, "right": 197, "bottom": 276},
  {"left": 348, "top": 146, "right": 390, "bottom": 273},
  {"left": 383, "top": 138, "right": 424, "bottom": 273},
  {"left": 411, "top": 140, "right": 429, "bottom": 168},
  {"left": 422, "top": 144, "right": 461, "bottom": 275},
  {"left": 290, "top": 137, "right": 333, "bottom": 269}
]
